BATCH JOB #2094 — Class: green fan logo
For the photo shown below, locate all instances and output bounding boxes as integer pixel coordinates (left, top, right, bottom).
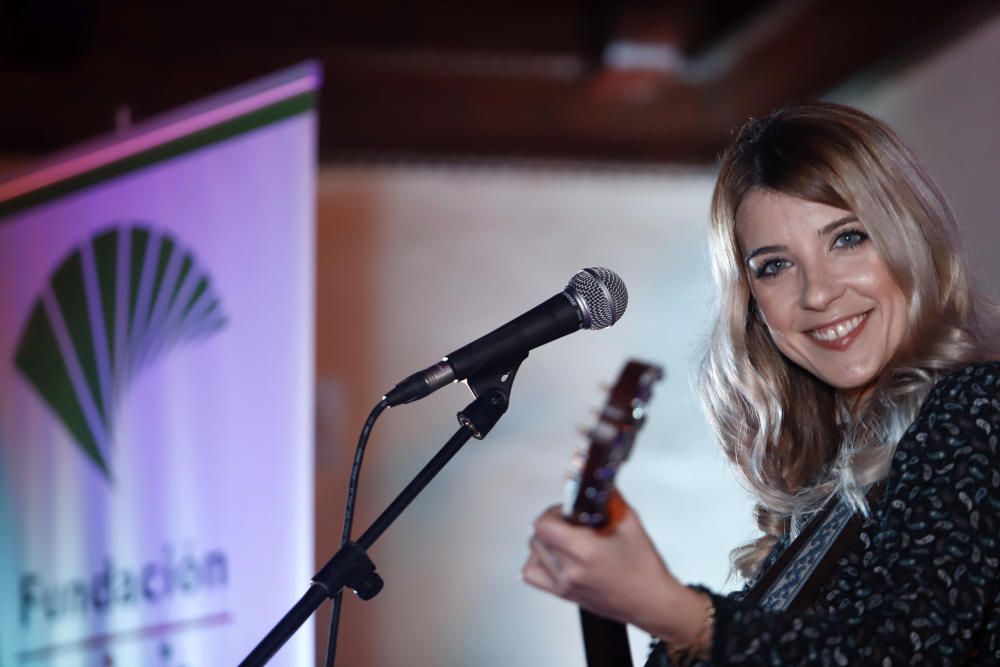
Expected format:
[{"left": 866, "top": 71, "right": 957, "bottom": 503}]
[{"left": 14, "top": 224, "right": 227, "bottom": 480}]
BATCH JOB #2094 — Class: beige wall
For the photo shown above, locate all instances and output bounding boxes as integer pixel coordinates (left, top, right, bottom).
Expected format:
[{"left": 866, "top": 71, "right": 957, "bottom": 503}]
[
  {"left": 836, "top": 13, "right": 1000, "bottom": 298},
  {"left": 314, "top": 164, "right": 752, "bottom": 665}
]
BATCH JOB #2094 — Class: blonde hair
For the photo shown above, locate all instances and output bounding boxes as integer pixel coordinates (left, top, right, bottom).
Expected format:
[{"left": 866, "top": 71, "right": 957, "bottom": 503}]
[{"left": 699, "top": 102, "right": 997, "bottom": 578}]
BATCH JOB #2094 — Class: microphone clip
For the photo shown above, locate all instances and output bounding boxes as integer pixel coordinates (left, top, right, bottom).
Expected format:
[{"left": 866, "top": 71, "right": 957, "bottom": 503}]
[{"left": 457, "top": 351, "right": 526, "bottom": 439}]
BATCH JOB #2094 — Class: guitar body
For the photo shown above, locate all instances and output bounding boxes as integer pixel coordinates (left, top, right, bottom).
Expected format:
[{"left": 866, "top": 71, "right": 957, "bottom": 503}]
[{"left": 563, "top": 360, "right": 664, "bottom": 667}]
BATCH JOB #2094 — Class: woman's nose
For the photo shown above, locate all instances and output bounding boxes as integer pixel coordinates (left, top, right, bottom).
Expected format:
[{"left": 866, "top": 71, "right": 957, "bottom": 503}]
[{"left": 798, "top": 263, "right": 843, "bottom": 311}]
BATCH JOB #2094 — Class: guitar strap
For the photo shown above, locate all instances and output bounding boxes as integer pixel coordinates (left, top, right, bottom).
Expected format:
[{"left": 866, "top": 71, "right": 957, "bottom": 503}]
[
  {"left": 741, "top": 483, "right": 881, "bottom": 611},
  {"left": 644, "top": 486, "right": 879, "bottom": 667},
  {"left": 741, "top": 500, "right": 856, "bottom": 610}
]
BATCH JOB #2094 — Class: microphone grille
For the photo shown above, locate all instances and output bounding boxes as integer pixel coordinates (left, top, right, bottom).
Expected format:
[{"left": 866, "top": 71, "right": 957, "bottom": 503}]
[{"left": 567, "top": 267, "right": 628, "bottom": 330}]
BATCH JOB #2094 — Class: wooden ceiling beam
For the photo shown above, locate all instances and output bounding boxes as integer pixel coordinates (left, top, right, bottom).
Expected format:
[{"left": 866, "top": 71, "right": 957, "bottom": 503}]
[
  {"left": 0, "top": 0, "right": 995, "bottom": 164},
  {"left": 316, "top": 0, "right": 997, "bottom": 163}
]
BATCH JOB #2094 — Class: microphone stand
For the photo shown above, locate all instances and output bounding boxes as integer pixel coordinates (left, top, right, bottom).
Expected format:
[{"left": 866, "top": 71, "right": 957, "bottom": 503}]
[{"left": 240, "top": 353, "right": 527, "bottom": 666}]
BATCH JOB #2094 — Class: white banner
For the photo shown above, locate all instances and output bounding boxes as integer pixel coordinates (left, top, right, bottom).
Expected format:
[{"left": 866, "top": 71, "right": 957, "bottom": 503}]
[{"left": 0, "top": 63, "right": 319, "bottom": 666}]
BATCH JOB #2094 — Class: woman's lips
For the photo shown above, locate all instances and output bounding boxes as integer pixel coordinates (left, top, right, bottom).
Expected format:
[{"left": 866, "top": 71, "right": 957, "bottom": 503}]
[{"left": 806, "top": 311, "right": 870, "bottom": 351}]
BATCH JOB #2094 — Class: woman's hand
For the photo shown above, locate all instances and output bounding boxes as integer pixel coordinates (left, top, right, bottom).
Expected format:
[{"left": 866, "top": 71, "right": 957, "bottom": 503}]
[{"left": 521, "top": 496, "right": 708, "bottom": 645}]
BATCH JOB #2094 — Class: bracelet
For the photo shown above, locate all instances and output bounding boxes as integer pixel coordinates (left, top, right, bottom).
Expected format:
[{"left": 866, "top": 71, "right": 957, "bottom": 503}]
[{"left": 665, "top": 590, "right": 715, "bottom": 666}]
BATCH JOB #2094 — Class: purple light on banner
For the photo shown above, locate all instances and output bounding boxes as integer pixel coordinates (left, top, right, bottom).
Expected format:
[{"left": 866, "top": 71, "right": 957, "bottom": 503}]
[{"left": 0, "top": 65, "right": 317, "bottom": 664}]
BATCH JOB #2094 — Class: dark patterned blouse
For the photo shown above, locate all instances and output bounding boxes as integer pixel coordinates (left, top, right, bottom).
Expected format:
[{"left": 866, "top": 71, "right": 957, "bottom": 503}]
[{"left": 647, "top": 362, "right": 1000, "bottom": 666}]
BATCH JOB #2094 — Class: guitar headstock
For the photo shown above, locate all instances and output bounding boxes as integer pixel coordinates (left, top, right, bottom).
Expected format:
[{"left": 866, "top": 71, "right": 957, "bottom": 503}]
[{"left": 563, "top": 360, "right": 664, "bottom": 528}]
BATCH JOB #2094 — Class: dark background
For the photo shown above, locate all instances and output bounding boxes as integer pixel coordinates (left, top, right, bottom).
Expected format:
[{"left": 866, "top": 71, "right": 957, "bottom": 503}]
[{"left": 2, "top": 0, "right": 997, "bottom": 165}]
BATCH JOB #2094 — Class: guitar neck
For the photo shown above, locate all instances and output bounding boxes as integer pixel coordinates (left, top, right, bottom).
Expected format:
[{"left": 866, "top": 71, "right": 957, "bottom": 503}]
[
  {"left": 562, "top": 360, "right": 663, "bottom": 667},
  {"left": 580, "top": 609, "right": 634, "bottom": 667}
]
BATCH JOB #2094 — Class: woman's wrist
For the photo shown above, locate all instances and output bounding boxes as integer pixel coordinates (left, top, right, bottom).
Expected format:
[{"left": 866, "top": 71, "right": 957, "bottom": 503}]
[
  {"left": 643, "top": 582, "right": 715, "bottom": 663},
  {"left": 669, "top": 589, "right": 715, "bottom": 663}
]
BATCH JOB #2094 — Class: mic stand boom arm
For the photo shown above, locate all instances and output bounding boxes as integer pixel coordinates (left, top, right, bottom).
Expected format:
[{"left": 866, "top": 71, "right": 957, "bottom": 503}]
[{"left": 239, "top": 353, "right": 527, "bottom": 666}]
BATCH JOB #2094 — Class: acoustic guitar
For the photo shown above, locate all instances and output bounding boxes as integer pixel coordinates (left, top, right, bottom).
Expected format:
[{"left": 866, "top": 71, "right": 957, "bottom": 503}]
[{"left": 563, "top": 360, "right": 664, "bottom": 667}]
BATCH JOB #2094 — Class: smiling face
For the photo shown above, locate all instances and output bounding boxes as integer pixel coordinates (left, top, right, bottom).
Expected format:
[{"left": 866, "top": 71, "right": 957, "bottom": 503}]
[{"left": 735, "top": 189, "right": 908, "bottom": 397}]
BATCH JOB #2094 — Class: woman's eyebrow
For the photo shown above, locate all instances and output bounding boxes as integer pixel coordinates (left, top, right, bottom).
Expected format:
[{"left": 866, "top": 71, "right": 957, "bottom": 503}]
[
  {"left": 817, "top": 214, "right": 859, "bottom": 237},
  {"left": 744, "top": 214, "right": 860, "bottom": 265},
  {"left": 744, "top": 244, "right": 783, "bottom": 265}
]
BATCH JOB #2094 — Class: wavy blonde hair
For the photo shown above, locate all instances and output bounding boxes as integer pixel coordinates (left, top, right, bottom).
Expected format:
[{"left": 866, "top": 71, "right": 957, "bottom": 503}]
[{"left": 699, "top": 102, "right": 997, "bottom": 578}]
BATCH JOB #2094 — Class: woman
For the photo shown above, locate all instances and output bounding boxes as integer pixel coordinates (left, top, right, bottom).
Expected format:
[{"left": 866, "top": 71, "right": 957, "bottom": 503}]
[{"left": 522, "top": 102, "right": 1000, "bottom": 665}]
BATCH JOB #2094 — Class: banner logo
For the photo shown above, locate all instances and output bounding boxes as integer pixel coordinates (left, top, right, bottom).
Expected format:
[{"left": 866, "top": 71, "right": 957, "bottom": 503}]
[{"left": 14, "top": 224, "right": 227, "bottom": 480}]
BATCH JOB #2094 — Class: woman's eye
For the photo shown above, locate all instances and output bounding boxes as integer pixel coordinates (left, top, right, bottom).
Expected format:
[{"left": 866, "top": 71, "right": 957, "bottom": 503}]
[
  {"left": 755, "top": 258, "right": 788, "bottom": 279},
  {"left": 832, "top": 228, "right": 868, "bottom": 249}
]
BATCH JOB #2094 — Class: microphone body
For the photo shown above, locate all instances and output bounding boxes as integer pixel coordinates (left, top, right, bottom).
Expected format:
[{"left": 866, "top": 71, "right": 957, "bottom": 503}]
[{"left": 383, "top": 268, "right": 626, "bottom": 407}]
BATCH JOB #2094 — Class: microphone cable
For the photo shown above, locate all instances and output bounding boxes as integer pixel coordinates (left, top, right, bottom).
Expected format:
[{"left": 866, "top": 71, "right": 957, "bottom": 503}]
[{"left": 324, "top": 397, "right": 390, "bottom": 667}]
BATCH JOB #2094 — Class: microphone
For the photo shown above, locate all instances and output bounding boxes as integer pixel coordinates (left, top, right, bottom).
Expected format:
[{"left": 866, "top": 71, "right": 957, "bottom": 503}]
[{"left": 383, "top": 267, "right": 627, "bottom": 407}]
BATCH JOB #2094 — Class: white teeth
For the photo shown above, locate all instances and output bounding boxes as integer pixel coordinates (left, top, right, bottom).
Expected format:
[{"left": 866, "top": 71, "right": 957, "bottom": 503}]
[{"left": 809, "top": 314, "right": 866, "bottom": 342}]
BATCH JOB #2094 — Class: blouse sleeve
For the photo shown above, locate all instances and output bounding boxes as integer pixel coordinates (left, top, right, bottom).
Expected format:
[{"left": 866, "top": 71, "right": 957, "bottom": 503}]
[
  {"left": 644, "top": 534, "right": 793, "bottom": 665},
  {"left": 709, "top": 363, "right": 1000, "bottom": 666}
]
